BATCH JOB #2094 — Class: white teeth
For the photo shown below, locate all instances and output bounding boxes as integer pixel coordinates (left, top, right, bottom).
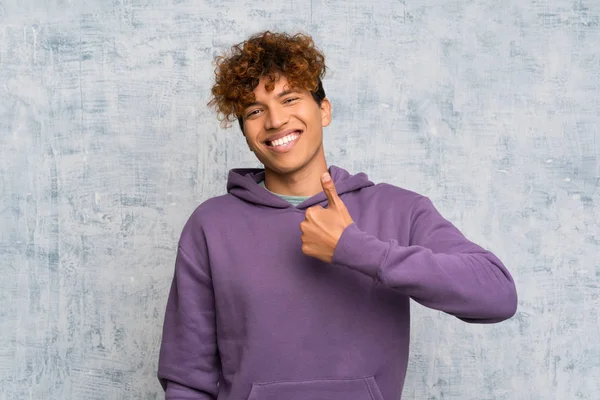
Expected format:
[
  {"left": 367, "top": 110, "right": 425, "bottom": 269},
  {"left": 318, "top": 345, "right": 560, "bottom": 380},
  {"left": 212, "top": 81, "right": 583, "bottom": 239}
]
[{"left": 271, "top": 132, "right": 300, "bottom": 147}]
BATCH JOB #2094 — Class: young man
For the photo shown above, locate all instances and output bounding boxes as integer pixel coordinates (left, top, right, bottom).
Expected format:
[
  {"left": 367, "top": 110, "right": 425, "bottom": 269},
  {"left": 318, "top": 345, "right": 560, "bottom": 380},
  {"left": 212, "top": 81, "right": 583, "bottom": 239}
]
[{"left": 157, "top": 31, "right": 517, "bottom": 400}]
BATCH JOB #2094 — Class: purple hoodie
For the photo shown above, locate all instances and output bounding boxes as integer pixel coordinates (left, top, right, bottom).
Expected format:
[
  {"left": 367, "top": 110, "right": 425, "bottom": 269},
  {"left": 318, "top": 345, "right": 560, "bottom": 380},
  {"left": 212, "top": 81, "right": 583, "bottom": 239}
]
[{"left": 157, "top": 166, "right": 517, "bottom": 400}]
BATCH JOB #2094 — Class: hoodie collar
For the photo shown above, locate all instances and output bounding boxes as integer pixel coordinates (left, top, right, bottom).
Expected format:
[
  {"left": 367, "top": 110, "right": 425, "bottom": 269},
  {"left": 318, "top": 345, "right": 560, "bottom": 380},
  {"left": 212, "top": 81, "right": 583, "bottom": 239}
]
[{"left": 226, "top": 165, "right": 374, "bottom": 209}]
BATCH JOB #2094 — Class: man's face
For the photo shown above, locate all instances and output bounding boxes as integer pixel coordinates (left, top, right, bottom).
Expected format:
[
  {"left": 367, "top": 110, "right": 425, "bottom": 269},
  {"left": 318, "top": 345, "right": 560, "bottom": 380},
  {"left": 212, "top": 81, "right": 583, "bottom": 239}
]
[{"left": 241, "top": 75, "right": 331, "bottom": 175}]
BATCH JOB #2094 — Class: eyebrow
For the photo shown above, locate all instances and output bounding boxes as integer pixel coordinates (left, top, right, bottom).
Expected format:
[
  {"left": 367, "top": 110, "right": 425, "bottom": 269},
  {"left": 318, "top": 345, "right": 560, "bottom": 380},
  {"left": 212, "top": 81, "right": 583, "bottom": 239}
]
[{"left": 243, "top": 89, "right": 301, "bottom": 109}]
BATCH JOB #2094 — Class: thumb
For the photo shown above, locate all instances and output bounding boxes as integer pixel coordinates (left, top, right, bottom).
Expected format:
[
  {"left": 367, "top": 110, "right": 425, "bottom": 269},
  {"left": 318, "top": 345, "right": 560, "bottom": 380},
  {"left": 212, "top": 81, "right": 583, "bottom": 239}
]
[{"left": 321, "top": 172, "right": 342, "bottom": 208}]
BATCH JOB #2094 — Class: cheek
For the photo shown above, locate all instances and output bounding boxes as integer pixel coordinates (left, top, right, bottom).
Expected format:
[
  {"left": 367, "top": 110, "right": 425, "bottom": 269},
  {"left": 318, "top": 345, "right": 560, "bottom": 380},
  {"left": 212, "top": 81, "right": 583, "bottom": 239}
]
[
  {"left": 245, "top": 137, "right": 255, "bottom": 151},
  {"left": 298, "top": 109, "right": 321, "bottom": 128},
  {"left": 242, "top": 128, "right": 261, "bottom": 147}
]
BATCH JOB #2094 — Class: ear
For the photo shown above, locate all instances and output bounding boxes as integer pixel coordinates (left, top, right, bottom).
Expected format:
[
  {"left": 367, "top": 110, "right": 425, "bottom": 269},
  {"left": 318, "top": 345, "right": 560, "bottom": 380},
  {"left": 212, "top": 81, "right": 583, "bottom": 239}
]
[{"left": 320, "top": 98, "right": 332, "bottom": 127}]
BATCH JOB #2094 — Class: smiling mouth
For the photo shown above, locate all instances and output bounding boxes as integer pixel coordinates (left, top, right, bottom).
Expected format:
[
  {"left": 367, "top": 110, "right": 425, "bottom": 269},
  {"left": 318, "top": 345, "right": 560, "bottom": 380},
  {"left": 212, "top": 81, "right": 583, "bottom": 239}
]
[{"left": 265, "top": 130, "right": 303, "bottom": 148}]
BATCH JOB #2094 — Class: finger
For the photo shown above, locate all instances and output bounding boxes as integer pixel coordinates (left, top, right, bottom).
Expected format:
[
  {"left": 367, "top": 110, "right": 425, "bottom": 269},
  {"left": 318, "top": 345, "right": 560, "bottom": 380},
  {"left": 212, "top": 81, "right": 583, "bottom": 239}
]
[
  {"left": 301, "top": 243, "right": 311, "bottom": 256},
  {"left": 305, "top": 205, "right": 323, "bottom": 220},
  {"left": 300, "top": 218, "right": 314, "bottom": 232},
  {"left": 321, "top": 172, "right": 342, "bottom": 208}
]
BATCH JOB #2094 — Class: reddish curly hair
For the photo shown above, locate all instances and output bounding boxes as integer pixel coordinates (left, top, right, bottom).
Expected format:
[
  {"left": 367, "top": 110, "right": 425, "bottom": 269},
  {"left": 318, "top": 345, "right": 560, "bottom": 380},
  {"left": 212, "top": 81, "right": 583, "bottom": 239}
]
[{"left": 208, "top": 31, "right": 327, "bottom": 131}]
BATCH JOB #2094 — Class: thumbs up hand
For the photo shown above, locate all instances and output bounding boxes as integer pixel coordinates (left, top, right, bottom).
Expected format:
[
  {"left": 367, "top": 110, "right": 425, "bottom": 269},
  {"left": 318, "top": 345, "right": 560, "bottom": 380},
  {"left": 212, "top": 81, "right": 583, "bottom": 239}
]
[{"left": 300, "top": 172, "right": 354, "bottom": 263}]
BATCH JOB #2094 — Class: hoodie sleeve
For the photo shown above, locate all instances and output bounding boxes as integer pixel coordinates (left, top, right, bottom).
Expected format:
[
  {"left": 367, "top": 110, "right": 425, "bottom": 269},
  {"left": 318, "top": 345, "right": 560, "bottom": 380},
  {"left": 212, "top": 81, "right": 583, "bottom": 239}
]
[
  {"left": 157, "top": 234, "right": 219, "bottom": 399},
  {"left": 332, "top": 196, "right": 517, "bottom": 323}
]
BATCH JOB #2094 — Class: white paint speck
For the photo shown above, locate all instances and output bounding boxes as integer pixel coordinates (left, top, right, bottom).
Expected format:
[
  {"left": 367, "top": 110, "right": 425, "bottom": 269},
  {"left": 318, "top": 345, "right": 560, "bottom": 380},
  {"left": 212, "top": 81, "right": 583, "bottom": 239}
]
[
  {"left": 165, "top": 54, "right": 174, "bottom": 69},
  {"left": 572, "top": 194, "right": 581, "bottom": 200},
  {"left": 170, "top": 202, "right": 177, "bottom": 206},
  {"left": 545, "top": 159, "right": 554, "bottom": 164},
  {"left": 564, "top": 177, "right": 571, "bottom": 182},
  {"left": 380, "top": 103, "right": 390, "bottom": 108},
  {"left": 32, "top": 26, "right": 37, "bottom": 64},
  {"left": 496, "top": 169, "right": 508, "bottom": 174}
]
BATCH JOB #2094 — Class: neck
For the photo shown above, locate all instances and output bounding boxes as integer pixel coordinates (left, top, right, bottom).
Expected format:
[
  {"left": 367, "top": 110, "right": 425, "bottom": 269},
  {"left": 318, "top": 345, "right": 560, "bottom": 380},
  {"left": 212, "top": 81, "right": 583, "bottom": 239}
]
[{"left": 263, "top": 148, "right": 328, "bottom": 197}]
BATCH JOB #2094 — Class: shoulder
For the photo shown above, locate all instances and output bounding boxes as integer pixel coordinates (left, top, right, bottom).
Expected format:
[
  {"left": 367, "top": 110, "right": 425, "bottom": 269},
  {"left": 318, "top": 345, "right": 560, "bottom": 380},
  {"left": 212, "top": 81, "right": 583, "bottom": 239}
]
[
  {"left": 185, "top": 193, "right": 242, "bottom": 225},
  {"left": 363, "top": 182, "right": 428, "bottom": 206},
  {"left": 178, "top": 193, "right": 244, "bottom": 240},
  {"left": 359, "top": 182, "right": 441, "bottom": 224}
]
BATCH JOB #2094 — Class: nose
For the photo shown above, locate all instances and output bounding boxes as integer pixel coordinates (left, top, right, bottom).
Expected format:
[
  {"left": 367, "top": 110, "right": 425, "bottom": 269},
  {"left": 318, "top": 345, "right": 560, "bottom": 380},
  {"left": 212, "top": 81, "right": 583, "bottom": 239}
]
[{"left": 264, "top": 105, "right": 289, "bottom": 131}]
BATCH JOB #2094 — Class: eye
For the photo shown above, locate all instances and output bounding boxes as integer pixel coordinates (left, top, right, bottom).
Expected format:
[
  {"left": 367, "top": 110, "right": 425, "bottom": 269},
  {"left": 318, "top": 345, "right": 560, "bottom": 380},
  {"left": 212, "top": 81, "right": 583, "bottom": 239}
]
[
  {"left": 246, "top": 109, "right": 261, "bottom": 118},
  {"left": 283, "top": 97, "right": 299, "bottom": 104}
]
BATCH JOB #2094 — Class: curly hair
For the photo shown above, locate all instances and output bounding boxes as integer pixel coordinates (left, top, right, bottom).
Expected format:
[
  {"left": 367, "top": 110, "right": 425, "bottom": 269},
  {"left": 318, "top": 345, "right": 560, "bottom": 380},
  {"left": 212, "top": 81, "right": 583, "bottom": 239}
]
[{"left": 208, "top": 31, "right": 327, "bottom": 131}]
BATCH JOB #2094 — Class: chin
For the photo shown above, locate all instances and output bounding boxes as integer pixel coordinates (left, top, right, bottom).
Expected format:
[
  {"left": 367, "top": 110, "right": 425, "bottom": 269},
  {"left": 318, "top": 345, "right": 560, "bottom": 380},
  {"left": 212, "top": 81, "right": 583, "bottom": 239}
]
[
  {"left": 259, "top": 148, "right": 322, "bottom": 176},
  {"left": 263, "top": 159, "right": 307, "bottom": 175},
  {"left": 265, "top": 164, "right": 302, "bottom": 175}
]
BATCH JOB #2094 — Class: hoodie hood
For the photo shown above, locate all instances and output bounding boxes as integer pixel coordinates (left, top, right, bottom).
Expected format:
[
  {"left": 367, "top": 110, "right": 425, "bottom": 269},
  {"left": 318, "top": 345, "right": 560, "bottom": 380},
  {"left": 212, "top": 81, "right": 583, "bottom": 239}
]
[{"left": 226, "top": 165, "right": 374, "bottom": 209}]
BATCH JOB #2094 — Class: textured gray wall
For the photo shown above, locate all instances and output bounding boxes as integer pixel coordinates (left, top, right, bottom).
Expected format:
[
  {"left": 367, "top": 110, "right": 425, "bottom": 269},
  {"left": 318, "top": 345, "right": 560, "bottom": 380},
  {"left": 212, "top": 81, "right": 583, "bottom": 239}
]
[{"left": 1, "top": 0, "right": 599, "bottom": 399}]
